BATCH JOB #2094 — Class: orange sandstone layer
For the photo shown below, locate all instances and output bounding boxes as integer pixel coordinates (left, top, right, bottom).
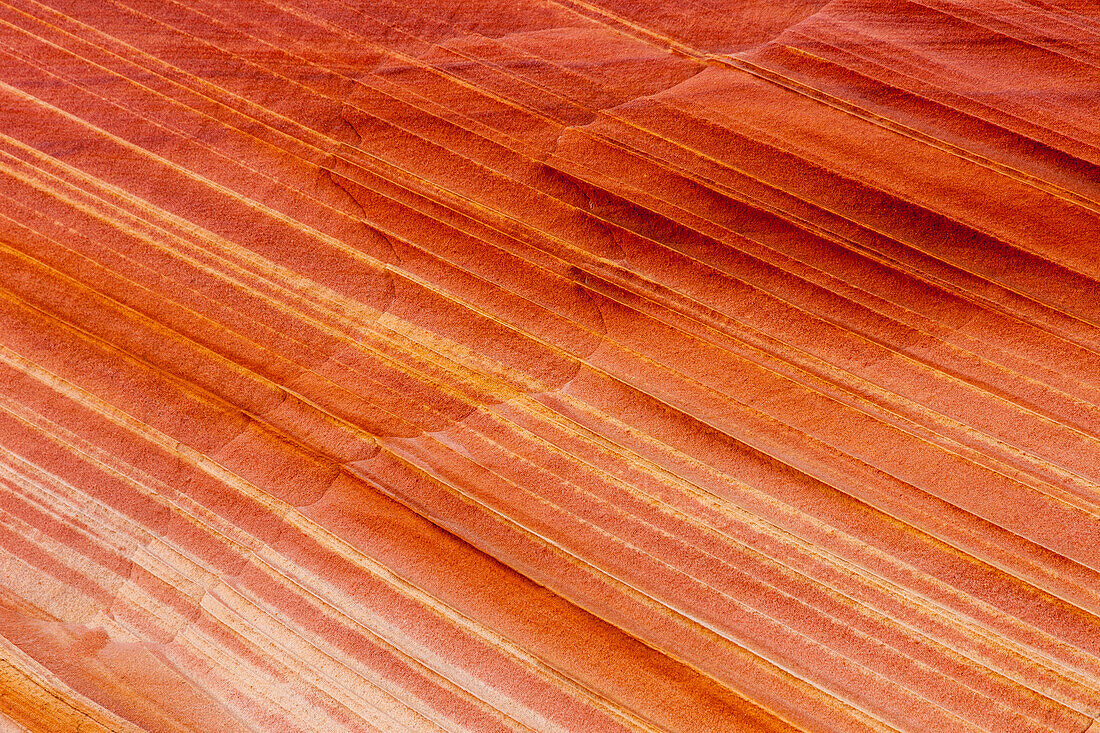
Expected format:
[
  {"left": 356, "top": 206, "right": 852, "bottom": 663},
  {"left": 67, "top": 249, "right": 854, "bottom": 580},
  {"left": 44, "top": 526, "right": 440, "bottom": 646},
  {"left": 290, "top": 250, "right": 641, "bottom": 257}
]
[{"left": 1, "top": 0, "right": 1100, "bottom": 730}]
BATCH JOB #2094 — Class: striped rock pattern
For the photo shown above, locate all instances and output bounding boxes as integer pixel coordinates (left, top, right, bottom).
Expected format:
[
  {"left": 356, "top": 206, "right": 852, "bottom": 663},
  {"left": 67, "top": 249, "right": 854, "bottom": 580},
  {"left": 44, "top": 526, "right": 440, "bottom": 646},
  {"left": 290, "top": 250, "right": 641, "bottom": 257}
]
[{"left": 1, "top": 0, "right": 1100, "bottom": 730}]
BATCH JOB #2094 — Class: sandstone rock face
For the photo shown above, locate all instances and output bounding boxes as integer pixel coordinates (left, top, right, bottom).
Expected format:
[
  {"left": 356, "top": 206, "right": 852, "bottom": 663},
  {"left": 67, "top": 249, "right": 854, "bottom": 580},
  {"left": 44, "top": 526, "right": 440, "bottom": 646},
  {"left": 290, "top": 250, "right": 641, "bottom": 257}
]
[{"left": 1, "top": 1, "right": 1100, "bottom": 730}]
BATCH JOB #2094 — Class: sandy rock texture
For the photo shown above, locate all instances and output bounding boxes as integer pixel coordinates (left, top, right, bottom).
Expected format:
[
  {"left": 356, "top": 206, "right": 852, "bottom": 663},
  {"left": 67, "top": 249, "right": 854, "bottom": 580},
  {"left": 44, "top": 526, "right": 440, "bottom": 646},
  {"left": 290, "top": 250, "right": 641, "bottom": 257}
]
[{"left": 1, "top": 0, "right": 1100, "bottom": 730}]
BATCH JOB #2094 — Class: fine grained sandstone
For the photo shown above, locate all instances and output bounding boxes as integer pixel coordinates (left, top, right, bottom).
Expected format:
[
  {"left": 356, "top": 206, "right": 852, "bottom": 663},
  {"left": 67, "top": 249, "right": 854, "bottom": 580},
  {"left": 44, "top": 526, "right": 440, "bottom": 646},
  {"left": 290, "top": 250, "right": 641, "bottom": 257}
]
[{"left": 1, "top": 0, "right": 1100, "bottom": 730}]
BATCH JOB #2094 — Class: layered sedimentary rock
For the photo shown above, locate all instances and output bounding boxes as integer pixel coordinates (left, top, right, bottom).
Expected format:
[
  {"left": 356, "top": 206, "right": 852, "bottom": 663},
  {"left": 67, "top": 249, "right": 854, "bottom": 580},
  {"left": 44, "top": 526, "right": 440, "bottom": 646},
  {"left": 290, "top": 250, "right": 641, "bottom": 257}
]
[{"left": 1, "top": 0, "right": 1100, "bottom": 730}]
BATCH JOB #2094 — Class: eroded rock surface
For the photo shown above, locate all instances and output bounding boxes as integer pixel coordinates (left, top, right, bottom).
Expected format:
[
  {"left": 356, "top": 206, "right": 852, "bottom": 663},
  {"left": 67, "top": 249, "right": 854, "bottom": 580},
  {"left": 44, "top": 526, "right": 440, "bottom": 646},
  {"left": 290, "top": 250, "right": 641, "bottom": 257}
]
[{"left": 2, "top": 0, "right": 1100, "bottom": 730}]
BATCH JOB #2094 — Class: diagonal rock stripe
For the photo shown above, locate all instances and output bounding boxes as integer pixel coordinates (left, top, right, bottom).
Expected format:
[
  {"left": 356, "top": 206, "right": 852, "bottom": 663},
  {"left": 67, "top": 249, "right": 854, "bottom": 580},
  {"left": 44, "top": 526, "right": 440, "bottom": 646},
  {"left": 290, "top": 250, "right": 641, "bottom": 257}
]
[{"left": 1, "top": 0, "right": 1099, "bottom": 730}]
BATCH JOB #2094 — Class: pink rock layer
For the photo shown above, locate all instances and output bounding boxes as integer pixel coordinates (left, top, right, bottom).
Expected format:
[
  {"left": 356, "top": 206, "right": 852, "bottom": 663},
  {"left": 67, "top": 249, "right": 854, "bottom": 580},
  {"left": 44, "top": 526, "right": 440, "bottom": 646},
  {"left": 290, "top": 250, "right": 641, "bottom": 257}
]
[{"left": 0, "top": 0, "right": 1099, "bottom": 730}]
